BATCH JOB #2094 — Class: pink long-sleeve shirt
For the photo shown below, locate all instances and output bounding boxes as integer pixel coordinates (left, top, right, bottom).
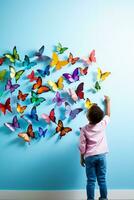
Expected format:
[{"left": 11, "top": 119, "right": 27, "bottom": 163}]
[{"left": 79, "top": 115, "right": 110, "bottom": 158}]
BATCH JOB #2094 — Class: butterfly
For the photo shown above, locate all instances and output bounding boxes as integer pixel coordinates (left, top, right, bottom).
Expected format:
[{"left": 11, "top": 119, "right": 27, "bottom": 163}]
[
  {"left": 47, "top": 76, "right": 64, "bottom": 91},
  {"left": 83, "top": 50, "right": 96, "bottom": 65},
  {"left": 34, "top": 45, "right": 45, "bottom": 58},
  {"left": 0, "top": 69, "right": 7, "bottom": 81},
  {"left": 94, "top": 81, "right": 101, "bottom": 91},
  {"left": 56, "top": 42, "right": 68, "bottom": 54},
  {"left": 22, "top": 106, "right": 38, "bottom": 123},
  {"left": 0, "top": 57, "right": 5, "bottom": 65},
  {"left": 97, "top": 68, "right": 111, "bottom": 81},
  {"left": 4, "top": 46, "right": 20, "bottom": 63},
  {"left": 50, "top": 52, "right": 68, "bottom": 70},
  {"left": 9, "top": 66, "right": 24, "bottom": 82},
  {"left": 66, "top": 82, "right": 85, "bottom": 102},
  {"left": 17, "top": 90, "right": 28, "bottom": 101},
  {"left": 27, "top": 70, "right": 38, "bottom": 82},
  {"left": 4, "top": 115, "right": 20, "bottom": 131},
  {"left": 79, "top": 66, "right": 88, "bottom": 76},
  {"left": 32, "top": 76, "right": 50, "bottom": 94},
  {"left": 38, "top": 127, "right": 48, "bottom": 138},
  {"left": 55, "top": 120, "right": 72, "bottom": 138},
  {"left": 0, "top": 98, "right": 12, "bottom": 114},
  {"left": 68, "top": 53, "right": 79, "bottom": 65},
  {"left": 52, "top": 92, "right": 65, "bottom": 106},
  {"left": 42, "top": 108, "right": 56, "bottom": 124},
  {"left": 85, "top": 98, "right": 93, "bottom": 109},
  {"left": 30, "top": 91, "right": 46, "bottom": 106},
  {"left": 63, "top": 68, "right": 79, "bottom": 83},
  {"left": 18, "top": 124, "right": 35, "bottom": 143},
  {"left": 22, "top": 55, "right": 37, "bottom": 69},
  {"left": 17, "top": 103, "right": 27, "bottom": 114},
  {"left": 5, "top": 79, "right": 20, "bottom": 93},
  {"left": 37, "top": 65, "right": 50, "bottom": 77},
  {"left": 65, "top": 102, "right": 83, "bottom": 120}
]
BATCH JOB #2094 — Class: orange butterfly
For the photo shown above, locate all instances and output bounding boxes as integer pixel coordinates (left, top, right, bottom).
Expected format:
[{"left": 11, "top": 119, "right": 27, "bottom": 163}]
[
  {"left": 68, "top": 53, "right": 79, "bottom": 65},
  {"left": 32, "top": 76, "right": 50, "bottom": 94},
  {"left": 56, "top": 120, "right": 72, "bottom": 138},
  {"left": 17, "top": 103, "right": 27, "bottom": 114},
  {"left": 18, "top": 124, "right": 35, "bottom": 143},
  {"left": 17, "top": 90, "right": 28, "bottom": 101},
  {"left": 0, "top": 98, "right": 12, "bottom": 115}
]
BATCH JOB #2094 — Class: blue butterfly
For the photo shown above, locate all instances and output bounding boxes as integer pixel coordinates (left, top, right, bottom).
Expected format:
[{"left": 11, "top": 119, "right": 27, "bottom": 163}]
[
  {"left": 22, "top": 55, "right": 37, "bottom": 69},
  {"left": 38, "top": 127, "right": 48, "bottom": 137},
  {"left": 21, "top": 106, "right": 38, "bottom": 123},
  {"left": 37, "top": 65, "right": 50, "bottom": 77}
]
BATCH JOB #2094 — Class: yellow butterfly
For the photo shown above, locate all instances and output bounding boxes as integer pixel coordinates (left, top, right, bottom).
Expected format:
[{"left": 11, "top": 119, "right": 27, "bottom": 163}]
[
  {"left": 50, "top": 52, "right": 68, "bottom": 70},
  {"left": 97, "top": 68, "right": 111, "bottom": 81},
  {"left": 48, "top": 76, "right": 64, "bottom": 91},
  {"left": 85, "top": 98, "right": 93, "bottom": 109},
  {"left": 17, "top": 103, "right": 27, "bottom": 114}
]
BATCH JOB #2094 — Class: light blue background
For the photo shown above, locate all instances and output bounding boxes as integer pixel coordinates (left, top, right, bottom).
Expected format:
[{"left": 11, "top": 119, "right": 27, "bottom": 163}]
[{"left": 0, "top": 0, "right": 134, "bottom": 190}]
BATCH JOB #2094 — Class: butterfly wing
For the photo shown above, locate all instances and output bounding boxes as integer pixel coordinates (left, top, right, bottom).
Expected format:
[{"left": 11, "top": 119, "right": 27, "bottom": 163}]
[
  {"left": 27, "top": 71, "right": 38, "bottom": 82},
  {"left": 57, "top": 76, "right": 64, "bottom": 90},
  {"left": 30, "top": 106, "right": 38, "bottom": 121},
  {"left": 95, "top": 81, "right": 101, "bottom": 91},
  {"left": 89, "top": 49, "right": 96, "bottom": 63},
  {"left": 65, "top": 102, "right": 71, "bottom": 117},
  {"left": 42, "top": 113, "right": 51, "bottom": 123},
  {"left": 75, "top": 82, "right": 84, "bottom": 99},
  {"left": 79, "top": 67, "right": 88, "bottom": 75},
  {"left": 15, "top": 70, "right": 24, "bottom": 82},
  {"left": 32, "top": 76, "right": 42, "bottom": 90},
  {"left": 101, "top": 72, "right": 111, "bottom": 81},
  {"left": 13, "top": 46, "right": 20, "bottom": 61},
  {"left": 0, "top": 98, "right": 12, "bottom": 114},
  {"left": 48, "top": 80, "right": 58, "bottom": 91},
  {"left": 12, "top": 115, "right": 20, "bottom": 128},
  {"left": 70, "top": 108, "right": 83, "bottom": 119},
  {"left": 49, "top": 108, "right": 56, "bottom": 123},
  {"left": 9, "top": 66, "right": 16, "bottom": 79},
  {"left": 85, "top": 98, "right": 93, "bottom": 109},
  {"left": 38, "top": 127, "right": 47, "bottom": 137},
  {"left": 35, "top": 45, "right": 45, "bottom": 57},
  {"left": 0, "top": 57, "right": 5, "bottom": 65},
  {"left": 56, "top": 60, "right": 68, "bottom": 70},
  {"left": 17, "top": 90, "right": 28, "bottom": 101},
  {"left": 18, "top": 132, "right": 30, "bottom": 142},
  {"left": 27, "top": 124, "right": 35, "bottom": 138},
  {"left": 50, "top": 52, "right": 58, "bottom": 67},
  {"left": 63, "top": 73, "right": 73, "bottom": 83},
  {"left": 37, "top": 86, "right": 50, "bottom": 94},
  {"left": 17, "top": 103, "right": 27, "bottom": 114},
  {"left": 56, "top": 120, "right": 72, "bottom": 137},
  {"left": 72, "top": 68, "right": 79, "bottom": 81},
  {"left": 0, "top": 69, "right": 7, "bottom": 81},
  {"left": 68, "top": 53, "right": 79, "bottom": 65},
  {"left": 67, "top": 88, "right": 78, "bottom": 101}
]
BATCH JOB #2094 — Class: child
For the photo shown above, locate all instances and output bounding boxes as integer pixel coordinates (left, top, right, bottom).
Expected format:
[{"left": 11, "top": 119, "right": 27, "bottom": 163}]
[{"left": 79, "top": 96, "right": 110, "bottom": 200}]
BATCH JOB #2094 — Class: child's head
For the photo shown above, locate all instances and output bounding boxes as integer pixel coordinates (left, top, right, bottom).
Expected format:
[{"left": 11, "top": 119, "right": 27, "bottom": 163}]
[{"left": 87, "top": 104, "right": 104, "bottom": 124}]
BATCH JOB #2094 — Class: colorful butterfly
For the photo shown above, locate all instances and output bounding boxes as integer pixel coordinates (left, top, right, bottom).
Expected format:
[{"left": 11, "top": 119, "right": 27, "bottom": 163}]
[
  {"left": 37, "top": 65, "right": 50, "bottom": 77},
  {"left": 17, "top": 103, "right": 27, "bottom": 114},
  {"left": 0, "top": 98, "right": 12, "bottom": 114},
  {"left": 42, "top": 108, "right": 56, "bottom": 124},
  {"left": 17, "top": 90, "right": 28, "bottom": 101},
  {"left": 52, "top": 92, "right": 65, "bottom": 106},
  {"left": 5, "top": 79, "right": 20, "bottom": 93},
  {"left": 22, "top": 106, "right": 38, "bottom": 123},
  {"left": 32, "top": 76, "right": 50, "bottom": 94},
  {"left": 47, "top": 76, "right": 64, "bottom": 91},
  {"left": 0, "top": 69, "right": 7, "bottom": 81},
  {"left": 38, "top": 127, "right": 48, "bottom": 138},
  {"left": 4, "top": 46, "right": 20, "bottom": 63},
  {"left": 97, "top": 68, "right": 111, "bottom": 81},
  {"left": 34, "top": 45, "right": 45, "bottom": 58},
  {"left": 83, "top": 50, "right": 96, "bottom": 65},
  {"left": 68, "top": 53, "right": 79, "bottom": 65},
  {"left": 27, "top": 70, "right": 38, "bottom": 82},
  {"left": 0, "top": 57, "right": 5, "bottom": 65},
  {"left": 65, "top": 102, "right": 83, "bottom": 120},
  {"left": 30, "top": 91, "right": 46, "bottom": 106},
  {"left": 63, "top": 68, "right": 79, "bottom": 83},
  {"left": 79, "top": 66, "right": 88, "bottom": 76},
  {"left": 18, "top": 124, "right": 35, "bottom": 143},
  {"left": 9, "top": 66, "right": 24, "bottom": 82},
  {"left": 85, "top": 98, "right": 93, "bottom": 109},
  {"left": 56, "top": 42, "right": 68, "bottom": 54},
  {"left": 55, "top": 120, "right": 72, "bottom": 138},
  {"left": 22, "top": 55, "right": 37, "bottom": 69},
  {"left": 50, "top": 52, "right": 68, "bottom": 70},
  {"left": 4, "top": 115, "right": 20, "bottom": 131}
]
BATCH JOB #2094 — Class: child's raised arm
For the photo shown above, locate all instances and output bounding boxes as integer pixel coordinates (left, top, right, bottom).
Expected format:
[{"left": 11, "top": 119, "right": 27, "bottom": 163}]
[{"left": 104, "top": 95, "right": 110, "bottom": 117}]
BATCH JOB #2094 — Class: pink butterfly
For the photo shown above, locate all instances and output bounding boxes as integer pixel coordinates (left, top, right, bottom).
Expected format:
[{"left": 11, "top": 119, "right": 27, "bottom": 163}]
[
  {"left": 83, "top": 50, "right": 96, "bottom": 65},
  {"left": 66, "top": 82, "right": 84, "bottom": 102}
]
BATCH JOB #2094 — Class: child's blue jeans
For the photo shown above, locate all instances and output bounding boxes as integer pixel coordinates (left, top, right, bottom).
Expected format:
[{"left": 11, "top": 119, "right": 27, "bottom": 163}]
[{"left": 85, "top": 153, "right": 108, "bottom": 200}]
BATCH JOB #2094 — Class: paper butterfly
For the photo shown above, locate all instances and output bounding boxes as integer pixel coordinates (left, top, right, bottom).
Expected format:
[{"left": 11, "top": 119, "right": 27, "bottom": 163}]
[
  {"left": 50, "top": 52, "right": 68, "bottom": 70},
  {"left": 56, "top": 42, "right": 68, "bottom": 54},
  {"left": 0, "top": 69, "right": 7, "bottom": 81},
  {"left": 42, "top": 108, "right": 56, "bottom": 124},
  {"left": 83, "top": 50, "right": 96, "bottom": 65},
  {"left": 65, "top": 102, "right": 83, "bottom": 120},
  {"left": 5, "top": 79, "right": 20, "bottom": 93},
  {"left": 47, "top": 76, "right": 64, "bottom": 91},
  {"left": 38, "top": 127, "right": 48, "bottom": 138},
  {"left": 17, "top": 103, "right": 27, "bottom": 114},
  {"left": 79, "top": 66, "right": 88, "bottom": 76},
  {"left": 9, "top": 66, "right": 24, "bottom": 82},
  {"left": 37, "top": 65, "right": 50, "bottom": 77},
  {"left": 85, "top": 98, "right": 93, "bottom": 109},
  {"left": 0, "top": 57, "right": 5, "bottom": 65},
  {"left": 55, "top": 120, "right": 72, "bottom": 138},
  {"left": 22, "top": 55, "right": 37, "bottom": 69},
  {"left": 97, "top": 68, "right": 111, "bottom": 81},
  {"left": 18, "top": 124, "right": 35, "bottom": 143},
  {"left": 4, "top": 115, "right": 20, "bottom": 131},
  {"left": 34, "top": 45, "right": 45, "bottom": 58},
  {"left": 68, "top": 53, "right": 79, "bottom": 65},
  {"left": 4, "top": 46, "right": 20, "bottom": 63},
  {"left": 52, "top": 92, "right": 65, "bottom": 106},
  {"left": 30, "top": 91, "right": 46, "bottom": 106},
  {"left": 63, "top": 68, "right": 79, "bottom": 83},
  {"left": 66, "top": 82, "right": 84, "bottom": 102},
  {"left": 0, "top": 98, "right": 12, "bottom": 114},
  {"left": 32, "top": 76, "right": 50, "bottom": 94},
  {"left": 22, "top": 106, "right": 38, "bottom": 123},
  {"left": 17, "top": 90, "right": 28, "bottom": 101},
  {"left": 27, "top": 70, "right": 38, "bottom": 82}
]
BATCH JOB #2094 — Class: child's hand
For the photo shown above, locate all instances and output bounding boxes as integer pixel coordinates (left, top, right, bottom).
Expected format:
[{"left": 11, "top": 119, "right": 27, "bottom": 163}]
[
  {"left": 80, "top": 155, "right": 85, "bottom": 167},
  {"left": 104, "top": 95, "right": 110, "bottom": 103}
]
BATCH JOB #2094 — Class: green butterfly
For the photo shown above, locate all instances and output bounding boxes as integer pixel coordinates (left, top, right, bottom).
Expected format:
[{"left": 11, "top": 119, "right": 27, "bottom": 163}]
[
  {"left": 95, "top": 81, "right": 101, "bottom": 91},
  {"left": 9, "top": 66, "right": 24, "bottom": 82},
  {"left": 4, "top": 46, "right": 20, "bottom": 63},
  {"left": 56, "top": 43, "right": 68, "bottom": 54},
  {"left": 0, "top": 69, "right": 7, "bottom": 81},
  {"left": 30, "top": 91, "right": 46, "bottom": 106}
]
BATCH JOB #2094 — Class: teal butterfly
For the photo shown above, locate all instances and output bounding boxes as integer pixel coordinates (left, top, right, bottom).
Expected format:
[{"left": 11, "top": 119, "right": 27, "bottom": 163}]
[
  {"left": 56, "top": 43, "right": 68, "bottom": 54},
  {"left": 9, "top": 66, "right": 24, "bottom": 82},
  {"left": 30, "top": 91, "right": 46, "bottom": 106},
  {"left": 4, "top": 46, "right": 20, "bottom": 63}
]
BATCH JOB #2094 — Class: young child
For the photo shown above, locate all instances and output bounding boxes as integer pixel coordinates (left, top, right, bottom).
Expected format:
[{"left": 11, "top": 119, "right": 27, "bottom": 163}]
[{"left": 79, "top": 96, "right": 110, "bottom": 200}]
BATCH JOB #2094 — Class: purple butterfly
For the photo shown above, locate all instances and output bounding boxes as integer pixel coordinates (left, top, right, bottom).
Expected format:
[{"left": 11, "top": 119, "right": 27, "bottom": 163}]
[
  {"left": 5, "top": 79, "right": 20, "bottom": 93},
  {"left": 62, "top": 68, "right": 79, "bottom": 83},
  {"left": 65, "top": 102, "right": 83, "bottom": 119},
  {"left": 38, "top": 127, "right": 48, "bottom": 137},
  {"left": 52, "top": 92, "right": 65, "bottom": 106},
  {"left": 4, "top": 115, "right": 20, "bottom": 131}
]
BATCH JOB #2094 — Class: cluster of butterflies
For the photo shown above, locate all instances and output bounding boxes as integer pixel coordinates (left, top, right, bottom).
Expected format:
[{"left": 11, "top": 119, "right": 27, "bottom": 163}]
[{"left": 0, "top": 43, "right": 111, "bottom": 144}]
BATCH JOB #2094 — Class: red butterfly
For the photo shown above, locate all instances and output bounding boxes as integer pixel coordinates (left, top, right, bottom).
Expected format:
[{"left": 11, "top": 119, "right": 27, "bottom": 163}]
[
  {"left": 32, "top": 76, "right": 50, "bottom": 94},
  {"left": 79, "top": 67, "right": 88, "bottom": 75},
  {"left": 83, "top": 50, "right": 96, "bottom": 65},
  {"left": 17, "top": 90, "right": 28, "bottom": 101},
  {"left": 55, "top": 120, "right": 72, "bottom": 138},
  {"left": 27, "top": 70, "right": 38, "bottom": 82},
  {"left": 0, "top": 57, "right": 5, "bottom": 66},
  {"left": 0, "top": 98, "right": 12, "bottom": 114},
  {"left": 68, "top": 53, "right": 79, "bottom": 65}
]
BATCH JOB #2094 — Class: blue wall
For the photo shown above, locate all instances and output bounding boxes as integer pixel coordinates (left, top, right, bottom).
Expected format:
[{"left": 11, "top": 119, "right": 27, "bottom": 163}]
[{"left": 0, "top": 0, "right": 134, "bottom": 190}]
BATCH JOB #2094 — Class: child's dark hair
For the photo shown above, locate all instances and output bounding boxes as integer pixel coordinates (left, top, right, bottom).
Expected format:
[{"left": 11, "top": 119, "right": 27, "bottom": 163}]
[{"left": 87, "top": 105, "right": 104, "bottom": 124}]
